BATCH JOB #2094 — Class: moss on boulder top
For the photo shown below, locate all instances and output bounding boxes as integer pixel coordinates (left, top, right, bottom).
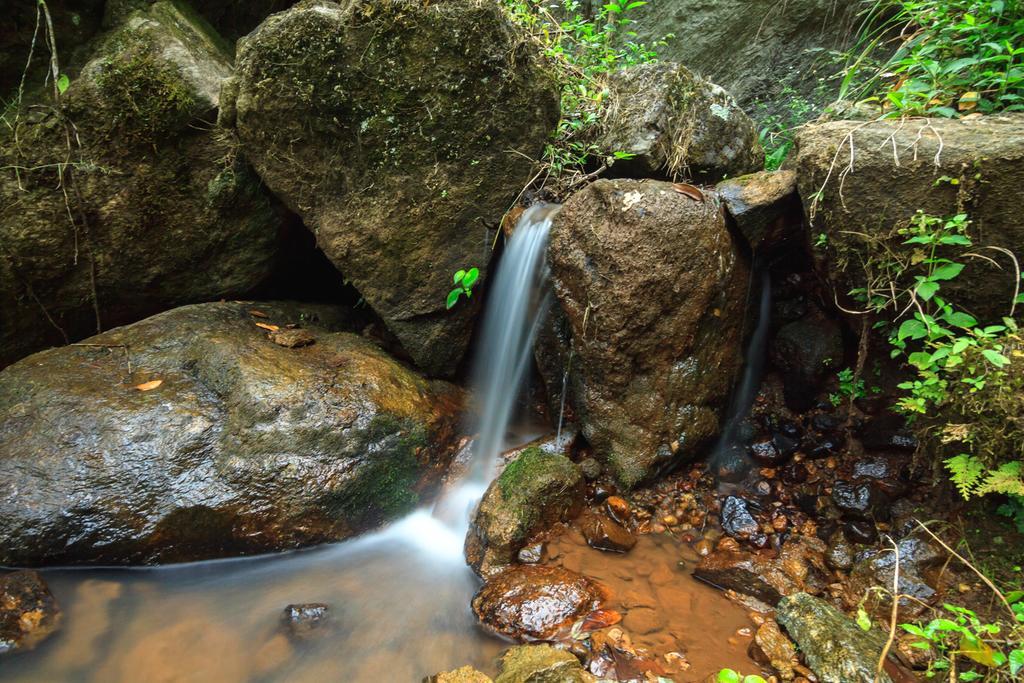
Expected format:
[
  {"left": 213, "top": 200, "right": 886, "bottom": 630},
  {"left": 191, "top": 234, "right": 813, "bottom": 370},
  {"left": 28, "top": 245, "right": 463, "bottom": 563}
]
[
  {"left": 0, "top": 1, "right": 281, "bottom": 367},
  {"left": 226, "top": 0, "right": 560, "bottom": 377},
  {"left": 464, "top": 447, "right": 583, "bottom": 577}
]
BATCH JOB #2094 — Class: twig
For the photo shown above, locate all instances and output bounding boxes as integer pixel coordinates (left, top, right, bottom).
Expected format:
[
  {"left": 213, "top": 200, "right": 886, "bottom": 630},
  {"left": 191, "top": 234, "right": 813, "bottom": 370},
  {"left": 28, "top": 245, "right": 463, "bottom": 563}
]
[{"left": 876, "top": 536, "right": 901, "bottom": 683}]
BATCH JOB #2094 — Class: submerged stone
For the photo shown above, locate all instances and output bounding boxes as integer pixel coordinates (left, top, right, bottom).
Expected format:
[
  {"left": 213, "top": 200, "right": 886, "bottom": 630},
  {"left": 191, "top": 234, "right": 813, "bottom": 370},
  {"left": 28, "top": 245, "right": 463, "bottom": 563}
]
[
  {"left": 0, "top": 570, "right": 62, "bottom": 656},
  {"left": 471, "top": 565, "right": 607, "bottom": 641},
  {"left": 281, "top": 603, "right": 332, "bottom": 640},
  {"left": 578, "top": 508, "right": 637, "bottom": 554},
  {"left": 228, "top": 0, "right": 560, "bottom": 376},
  {"left": 0, "top": 301, "right": 464, "bottom": 565}
]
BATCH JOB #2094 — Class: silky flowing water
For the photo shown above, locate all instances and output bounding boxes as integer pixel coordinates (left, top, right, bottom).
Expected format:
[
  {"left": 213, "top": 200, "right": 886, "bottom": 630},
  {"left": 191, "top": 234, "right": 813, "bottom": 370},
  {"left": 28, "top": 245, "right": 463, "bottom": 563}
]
[{"left": 3, "top": 205, "right": 759, "bottom": 682}]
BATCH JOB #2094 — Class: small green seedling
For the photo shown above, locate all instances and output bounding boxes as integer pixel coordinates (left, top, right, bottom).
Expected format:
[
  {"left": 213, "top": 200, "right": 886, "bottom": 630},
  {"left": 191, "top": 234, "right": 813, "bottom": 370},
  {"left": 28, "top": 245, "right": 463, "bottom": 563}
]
[
  {"left": 716, "top": 669, "right": 767, "bottom": 683},
  {"left": 447, "top": 267, "right": 479, "bottom": 310}
]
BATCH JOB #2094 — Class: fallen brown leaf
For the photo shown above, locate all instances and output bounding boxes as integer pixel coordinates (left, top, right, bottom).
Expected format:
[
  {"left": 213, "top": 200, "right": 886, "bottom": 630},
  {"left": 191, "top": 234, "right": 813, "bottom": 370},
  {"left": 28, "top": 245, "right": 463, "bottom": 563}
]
[
  {"left": 580, "top": 609, "right": 622, "bottom": 631},
  {"left": 249, "top": 309, "right": 269, "bottom": 318},
  {"left": 135, "top": 379, "right": 163, "bottom": 391},
  {"left": 671, "top": 182, "right": 704, "bottom": 202},
  {"left": 255, "top": 322, "right": 280, "bottom": 332}
]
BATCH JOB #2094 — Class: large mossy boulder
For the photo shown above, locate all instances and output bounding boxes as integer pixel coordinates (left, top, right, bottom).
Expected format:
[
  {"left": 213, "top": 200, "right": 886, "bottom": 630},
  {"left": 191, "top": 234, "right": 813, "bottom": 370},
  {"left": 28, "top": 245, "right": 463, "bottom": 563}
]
[
  {"left": 793, "top": 115, "right": 1024, "bottom": 321},
  {"left": 0, "top": 1, "right": 282, "bottom": 368},
  {"left": 0, "top": 301, "right": 464, "bottom": 565},
  {"left": 464, "top": 448, "right": 584, "bottom": 577},
  {"left": 630, "top": 0, "right": 861, "bottom": 116},
  {"left": 227, "top": 0, "right": 561, "bottom": 377},
  {"left": 599, "top": 62, "right": 763, "bottom": 182},
  {"left": 540, "top": 179, "right": 749, "bottom": 488}
]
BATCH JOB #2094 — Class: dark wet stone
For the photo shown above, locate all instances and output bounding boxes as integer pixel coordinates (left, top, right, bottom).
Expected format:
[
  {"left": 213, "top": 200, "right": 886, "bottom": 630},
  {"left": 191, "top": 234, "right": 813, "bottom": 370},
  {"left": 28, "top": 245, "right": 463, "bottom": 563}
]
[
  {"left": 715, "top": 444, "right": 753, "bottom": 483},
  {"left": 281, "top": 603, "right": 331, "bottom": 640},
  {"left": 748, "top": 439, "right": 786, "bottom": 467},
  {"left": 592, "top": 484, "right": 616, "bottom": 503},
  {"left": 770, "top": 313, "right": 844, "bottom": 412},
  {"left": 843, "top": 520, "right": 879, "bottom": 545},
  {"left": 852, "top": 455, "right": 912, "bottom": 498},
  {"left": 831, "top": 480, "right": 890, "bottom": 522},
  {"left": 0, "top": 570, "right": 62, "bottom": 655},
  {"left": 806, "top": 435, "right": 843, "bottom": 459},
  {"left": 859, "top": 415, "right": 918, "bottom": 452},
  {"left": 720, "top": 496, "right": 767, "bottom": 547},
  {"left": 694, "top": 550, "right": 798, "bottom": 605},
  {"left": 825, "top": 531, "right": 855, "bottom": 572},
  {"left": 517, "top": 543, "right": 545, "bottom": 565},
  {"left": 0, "top": 302, "right": 465, "bottom": 566},
  {"left": 780, "top": 462, "right": 809, "bottom": 485},
  {"left": 812, "top": 413, "right": 843, "bottom": 435},
  {"left": 772, "top": 432, "right": 800, "bottom": 458},
  {"left": 471, "top": 565, "right": 606, "bottom": 641},
  {"left": 578, "top": 509, "right": 636, "bottom": 553},
  {"left": 848, "top": 536, "right": 944, "bottom": 621},
  {"left": 777, "top": 592, "right": 892, "bottom": 683}
]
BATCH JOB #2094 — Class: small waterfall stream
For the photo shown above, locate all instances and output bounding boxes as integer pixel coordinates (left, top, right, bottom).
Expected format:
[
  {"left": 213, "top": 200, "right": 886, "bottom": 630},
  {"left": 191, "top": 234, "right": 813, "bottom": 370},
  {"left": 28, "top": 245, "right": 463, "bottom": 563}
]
[{"left": 3, "top": 205, "right": 559, "bottom": 682}]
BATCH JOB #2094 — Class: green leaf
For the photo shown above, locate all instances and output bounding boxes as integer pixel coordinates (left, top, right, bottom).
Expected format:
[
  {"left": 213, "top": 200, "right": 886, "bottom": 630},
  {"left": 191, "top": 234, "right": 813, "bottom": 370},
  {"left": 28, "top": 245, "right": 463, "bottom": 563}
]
[
  {"left": 743, "top": 677, "right": 767, "bottom": 683},
  {"left": 898, "top": 319, "right": 928, "bottom": 341},
  {"left": 453, "top": 270, "right": 466, "bottom": 285},
  {"left": 1009, "top": 649, "right": 1024, "bottom": 675},
  {"left": 931, "top": 263, "right": 965, "bottom": 281},
  {"left": 957, "top": 672, "right": 982, "bottom": 681},
  {"left": 717, "top": 670, "right": 741, "bottom": 683},
  {"left": 944, "top": 312, "right": 978, "bottom": 329},
  {"left": 56, "top": 73, "right": 70, "bottom": 94},
  {"left": 981, "top": 349, "right": 1010, "bottom": 367},
  {"left": 917, "top": 280, "right": 940, "bottom": 301},
  {"left": 1005, "top": 591, "right": 1024, "bottom": 604},
  {"left": 462, "top": 267, "right": 480, "bottom": 289},
  {"left": 856, "top": 607, "right": 872, "bottom": 631},
  {"left": 446, "top": 289, "right": 462, "bottom": 310}
]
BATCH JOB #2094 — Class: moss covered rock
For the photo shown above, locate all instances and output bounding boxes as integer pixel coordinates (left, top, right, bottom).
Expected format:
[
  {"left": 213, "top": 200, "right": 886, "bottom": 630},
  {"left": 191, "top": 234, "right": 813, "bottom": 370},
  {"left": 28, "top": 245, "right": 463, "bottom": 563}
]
[
  {"left": 541, "top": 179, "right": 749, "bottom": 489},
  {"left": 0, "top": 1, "right": 282, "bottom": 367},
  {"left": 599, "top": 62, "right": 763, "bottom": 182},
  {"left": 495, "top": 645, "right": 595, "bottom": 683},
  {"left": 227, "top": 0, "right": 560, "bottom": 376},
  {"left": 464, "top": 448, "right": 583, "bottom": 577},
  {"left": 0, "top": 301, "right": 465, "bottom": 565}
]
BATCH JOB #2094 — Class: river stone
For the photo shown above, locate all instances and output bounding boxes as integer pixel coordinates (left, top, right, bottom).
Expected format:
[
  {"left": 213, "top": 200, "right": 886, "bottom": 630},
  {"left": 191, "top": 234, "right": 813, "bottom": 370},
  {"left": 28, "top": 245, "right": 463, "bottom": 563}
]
[
  {"left": 465, "top": 448, "right": 584, "bottom": 577},
  {"left": 599, "top": 62, "right": 763, "bottom": 182},
  {"left": 0, "top": 570, "right": 62, "bottom": 655},
  {"left": 430, "top": 666, "right": 494, "bottom": 683},
  {"left": 0, "top": 1, "right": 281, "bottom": 368},
  {"left": 227, "top": 0, "right": 560, "bottom": 376},
  {"left": 694, "top": 536, "right": 828, "bottom": 605},
  {"left": 471, "top": 565, "right": 607, "bottom": 641},
  {"left": 769, "top": 311, "right": 844, "bottom": 412},
  {"left": 847, "top": 536, "right": 944, "bottom": 621},
  {"left": 542, "top": 179, "right": 749, "bottom": 488},
  {"left": 777, "top": 592, "right": 892, "bottom": 683},
  {"left": 495, "top": 645, "right": 595, "bottom": 683},
  {"left": 794, "top": 114, "right": 1024, "bottom": 321},
  {"left": 0, "top": 301, "right": 464, "bottom": 565}
]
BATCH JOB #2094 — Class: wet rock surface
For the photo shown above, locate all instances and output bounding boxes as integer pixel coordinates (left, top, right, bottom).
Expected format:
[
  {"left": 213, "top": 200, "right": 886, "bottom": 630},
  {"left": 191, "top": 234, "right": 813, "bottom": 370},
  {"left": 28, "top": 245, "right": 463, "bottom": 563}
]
[
  {"left": 281, "top": 603, "right": 331, "bottom": 640},
  {"left": 495, "top": 645, "right": 595, "bottom": 683},
  {"left": 847, "top": 536, "right": 945, "bottom": 621},
  {"left": 578, "top": 509, "right": 637, "bottom": 553},
  {"left": 720, "top": 496, "right": 767, "bottom": 547},
  {"left": 0, "top": 571, "right": 62, "bottom": 656},
  {"left": 599, "top": 62, "right": 763, "bottom": 181},
  {"left": 694, "top": 535, "right": 827, "bottom": 606},
  {"left": 228, "top": 0, "right": 560, "bottom": 376},
  {"left": 770, "top": 312, "right": 844, "bottom": 412},
  {"left": 0, "top": 1, "right": 282, "bottom": 367},
  {"left": 717, "top": 170, "right": 802, "bottom": 250},
  {"left": 777, "top": 592, "right": 892, "bottom": 683},
  {"left": 471, "top": 565, "right": 607, "bottom": 641},
  {"left": 0, "top": 301, "right": 464, "bottom": 565},
  {"left": 543, "top": 179, "right": 749, "bottom": 488},
  {"left": 465, "top": 448, "right": 584, "bottom": 577}
]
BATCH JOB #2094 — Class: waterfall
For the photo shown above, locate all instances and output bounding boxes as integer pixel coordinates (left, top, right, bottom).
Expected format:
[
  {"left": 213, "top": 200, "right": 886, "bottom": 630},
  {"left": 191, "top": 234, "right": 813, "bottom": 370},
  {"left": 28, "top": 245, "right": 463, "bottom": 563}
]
[{"left": 433, "top": 202, "right": 559, "bottom": 532}]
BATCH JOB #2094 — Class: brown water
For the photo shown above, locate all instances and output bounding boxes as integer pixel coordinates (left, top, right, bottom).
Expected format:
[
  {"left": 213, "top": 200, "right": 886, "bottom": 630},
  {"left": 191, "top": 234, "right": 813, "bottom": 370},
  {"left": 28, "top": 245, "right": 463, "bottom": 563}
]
[{"left": 548, "top": 525, "right": 759, "bottom": 681}]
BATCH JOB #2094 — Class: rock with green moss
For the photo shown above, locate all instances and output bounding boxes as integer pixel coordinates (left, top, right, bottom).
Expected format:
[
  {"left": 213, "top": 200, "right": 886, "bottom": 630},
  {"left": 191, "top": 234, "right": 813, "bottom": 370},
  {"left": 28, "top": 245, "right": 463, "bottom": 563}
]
[
  {"left": 226, "top": 0, "right": 560, "bottom": 377},
  {"left": 777, "top": 592, "right": 892, "bottom": 683},
  {"left": 427, "top": 666, "right": 494, "bottom": 683},
  {"left": 0, "top": 301, "right": 465, "bottom": 565},
  {"left": 0, "top": 1, "right": 282, "bottom": 368},
  {"left": 494, "top": 645, "right": 595, "bottom": 683},
  {"left": 541, "top": 179, "right": 749, "bottom": 489},
  {"left": 793, "top": 115, "right": 1024, "bottom": 321},
  {"left": 464, "top": 448, "right": 583, "bottom": 577},
  {"left": 598, "top": 62, "right": 763, "bottom": 182}
]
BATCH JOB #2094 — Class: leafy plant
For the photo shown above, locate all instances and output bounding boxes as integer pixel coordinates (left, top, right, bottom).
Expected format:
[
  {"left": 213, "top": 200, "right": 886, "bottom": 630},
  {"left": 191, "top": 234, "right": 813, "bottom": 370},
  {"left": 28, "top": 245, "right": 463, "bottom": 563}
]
[
  {"left": 753, "top": 85, "right": 820, "bottom": 171},
  {"left": 839, "top": 0, "right": 1024, "bottom": 117},
  {"left": 501, "top": 0, "right": 661, "bottom": 182},
  {"left": 829, "top": 366, "right": 868, "bottom": 406},
  {"left": 901, "top": 599, "right": 1024, "bottom": 680},
  {"left": 446, "top": 267, "right": 480, "bottom": 310},
  {"left": 997, "top": 495, "right": 1024, "bottom": 532}
]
